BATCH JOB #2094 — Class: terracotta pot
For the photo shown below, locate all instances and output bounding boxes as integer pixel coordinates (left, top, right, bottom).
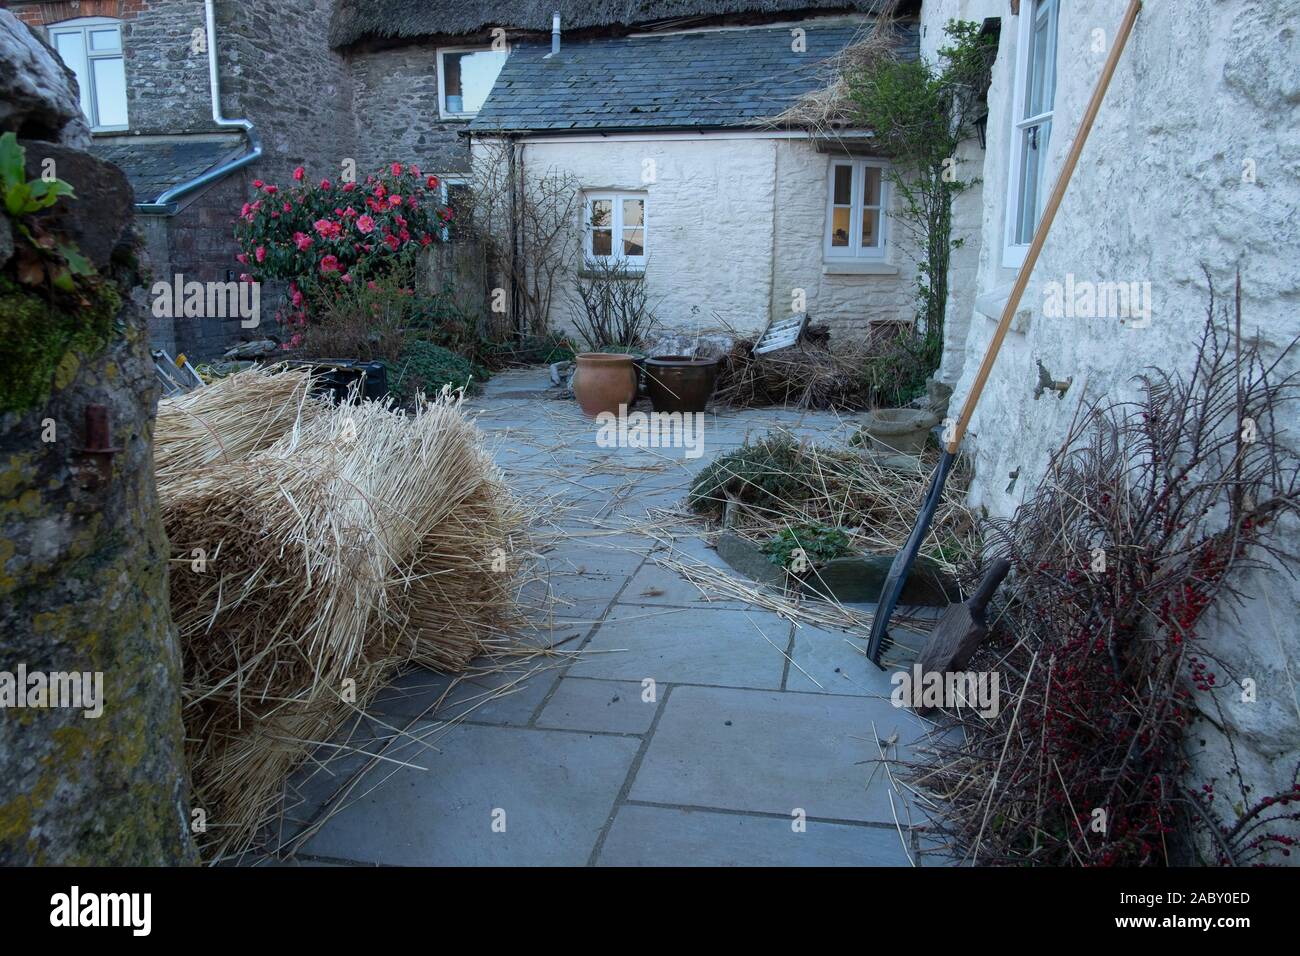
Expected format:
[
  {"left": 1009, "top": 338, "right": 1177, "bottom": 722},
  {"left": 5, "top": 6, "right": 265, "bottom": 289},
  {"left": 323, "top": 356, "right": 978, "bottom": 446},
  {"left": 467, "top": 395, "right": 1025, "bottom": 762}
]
[
  {"left": 572, "top": 352, "right": 638, "bottom": 418},
  {"left": 645, "top": 355, "right": 720, "bottom": 413}
]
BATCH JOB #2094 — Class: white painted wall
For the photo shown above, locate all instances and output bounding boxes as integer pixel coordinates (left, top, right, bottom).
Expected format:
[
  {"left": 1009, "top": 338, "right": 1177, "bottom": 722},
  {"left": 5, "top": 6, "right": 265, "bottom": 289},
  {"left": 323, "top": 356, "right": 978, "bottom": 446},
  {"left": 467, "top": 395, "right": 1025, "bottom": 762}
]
[
  {"left": 473, "top": 133, "right": 920, "bottom": 342},
  {"left": 923, "top": 0, "right": 1300, "bottom": 859}
]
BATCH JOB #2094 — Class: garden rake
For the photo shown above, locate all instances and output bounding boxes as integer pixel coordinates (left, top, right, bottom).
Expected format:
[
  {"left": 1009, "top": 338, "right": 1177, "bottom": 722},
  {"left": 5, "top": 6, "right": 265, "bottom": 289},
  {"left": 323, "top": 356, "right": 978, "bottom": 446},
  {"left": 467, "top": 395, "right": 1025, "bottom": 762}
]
[{"left": 865, "top": 0, "right": 1144, "bottom": 667}]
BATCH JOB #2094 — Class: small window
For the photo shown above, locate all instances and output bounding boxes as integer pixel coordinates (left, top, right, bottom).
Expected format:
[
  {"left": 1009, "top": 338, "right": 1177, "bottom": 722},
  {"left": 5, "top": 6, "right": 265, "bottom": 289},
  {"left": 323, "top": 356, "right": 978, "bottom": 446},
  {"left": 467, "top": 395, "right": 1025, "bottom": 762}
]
[
  {"left": 824, "top": 159, "right": 889, "bottom": 260},
  {"left": 583, "top": 192, "right": 647, "bottom": 267},
  {"left": 438, "top": 48, "right": 508, "bottom": 118},
  {"left": 48, "top": 17, "right": 128, "bottom": 132},
  {"left": 1004, "top": 0, "right": 1059, "bottom": 265},
  {"left": 433, "top": 177, "right": 471, "bottom": 241}
]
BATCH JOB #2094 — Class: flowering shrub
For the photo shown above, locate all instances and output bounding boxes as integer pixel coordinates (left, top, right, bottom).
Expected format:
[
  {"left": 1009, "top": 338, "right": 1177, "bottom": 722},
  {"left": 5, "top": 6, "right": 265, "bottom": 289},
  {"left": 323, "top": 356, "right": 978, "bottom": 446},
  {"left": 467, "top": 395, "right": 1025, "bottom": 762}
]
[{"left": 232, "top": 162, "right": 453, "bottom": 344}]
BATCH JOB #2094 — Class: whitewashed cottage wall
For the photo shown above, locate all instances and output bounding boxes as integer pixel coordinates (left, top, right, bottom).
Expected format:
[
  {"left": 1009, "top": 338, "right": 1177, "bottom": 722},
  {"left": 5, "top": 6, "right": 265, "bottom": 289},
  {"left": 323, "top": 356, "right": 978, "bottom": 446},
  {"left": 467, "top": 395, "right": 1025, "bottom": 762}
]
[{"left": 922, "top": 0, "right": 1300, "bottom": 857}]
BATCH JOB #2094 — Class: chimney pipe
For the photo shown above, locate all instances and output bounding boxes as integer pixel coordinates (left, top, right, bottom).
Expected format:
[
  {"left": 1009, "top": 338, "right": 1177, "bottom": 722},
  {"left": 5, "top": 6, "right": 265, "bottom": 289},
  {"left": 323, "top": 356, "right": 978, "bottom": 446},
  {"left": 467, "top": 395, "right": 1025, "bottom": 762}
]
[{"left": 551, "top": 12, "right": 561, "bottom": 56}]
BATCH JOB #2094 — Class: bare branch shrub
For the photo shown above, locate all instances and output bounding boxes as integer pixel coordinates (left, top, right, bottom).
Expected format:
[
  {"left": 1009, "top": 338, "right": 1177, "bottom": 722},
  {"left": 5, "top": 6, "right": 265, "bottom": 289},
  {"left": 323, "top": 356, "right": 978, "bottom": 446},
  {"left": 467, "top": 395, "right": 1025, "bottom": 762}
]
[
  {"left": 908, "top": 275, "right": 1300, "bottom": 866},
  {"left": 572, "top": 256, "right": 659, "bottom": 350}
]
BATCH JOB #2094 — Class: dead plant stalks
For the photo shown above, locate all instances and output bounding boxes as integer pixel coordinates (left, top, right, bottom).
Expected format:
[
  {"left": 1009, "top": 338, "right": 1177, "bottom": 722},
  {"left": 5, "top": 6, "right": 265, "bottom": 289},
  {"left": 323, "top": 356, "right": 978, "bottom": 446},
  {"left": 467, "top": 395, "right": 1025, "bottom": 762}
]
[{"left": 908, "top": 282, "right": 1300, "bottom": 866}]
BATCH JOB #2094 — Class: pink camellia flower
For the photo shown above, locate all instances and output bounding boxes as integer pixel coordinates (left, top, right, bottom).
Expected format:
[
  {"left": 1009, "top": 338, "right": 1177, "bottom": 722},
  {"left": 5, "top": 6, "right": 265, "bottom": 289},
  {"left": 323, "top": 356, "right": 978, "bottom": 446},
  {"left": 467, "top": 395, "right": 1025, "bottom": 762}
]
[
  {"left": 411, "top": 164, "right": 421, "bottom": 177},
  {"left": 341, "top": 273, "right": 353, "bottom": 284},
  {"left": 293, "top": 231, "right": 313, "bottom": 251},
  {"left": 283, "top": 201, "right": 292, "bottom": 212},
  {"left": 255, "top": 246, "right": 266, "bottom": 263},
  {"left": 367, "top": 281, "right": 379, "bottom": 290},
  {"left": 374, "top": 183, "right": 387, "bottom": 199},
  {"left": 342, "top": 182, "right": 356, "bottom": 192},
  {"left": 319, "top": 255, "right": 340, "bottom": 273},
  {"left": 320, "top": 178, "right": 331, "bottom": 190},
  {"left": 293, "top": 166, "right": 305, "bottom": 182},
  {"left": 253, "top": 179, "right": 264, "bottom": 188},
  {"left": 240, "top": 202, "right": 252, "bottom": 218},
  {"left": 419, "top": 235, "right": 432, "bottom": 247},
  {"left": 356, "top": 214, "right": 376, "bottom": 234},
  {"left": 426, "top": 175, "right": 439, "bottom": 189},
  {"left": 264, "top": 185, "right": 278, "bottom": 195},
  {"left": 389, "top": 194, "right": 403, "bottom": 207},
  {"left": 239, "top": 273, "right": 253, "bottom": 283},
  {"left": 384, "top": 234, "right": 400, "bottom": 252},
  {"left": 391, "top": 163, "right": 403, "bottom": 176},
  {"left": 291, "top": 288, "right": 304, "bottom": 308},
  {"left": 313, "top": 218, "right": 342, "bottom": 240},
  {"left": 342, "top": 206, "right": 357, "bottom": 219},
  {"left": 236, "top": 252, "right": 249, "bottom": 264}
]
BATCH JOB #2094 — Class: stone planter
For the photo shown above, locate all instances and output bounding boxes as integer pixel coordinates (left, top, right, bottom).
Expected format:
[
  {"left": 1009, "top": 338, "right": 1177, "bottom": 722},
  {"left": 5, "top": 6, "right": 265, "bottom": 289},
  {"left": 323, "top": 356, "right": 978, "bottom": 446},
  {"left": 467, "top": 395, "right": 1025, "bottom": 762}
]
[
  {"left": 645, "top": 355, "right": 719, "bottom": 413},
  {"left": 572, "top": 352, "right": 638, "bottom": 417},
  {"left": 855, "top": 408, "right": 940, "bottom": 457}
]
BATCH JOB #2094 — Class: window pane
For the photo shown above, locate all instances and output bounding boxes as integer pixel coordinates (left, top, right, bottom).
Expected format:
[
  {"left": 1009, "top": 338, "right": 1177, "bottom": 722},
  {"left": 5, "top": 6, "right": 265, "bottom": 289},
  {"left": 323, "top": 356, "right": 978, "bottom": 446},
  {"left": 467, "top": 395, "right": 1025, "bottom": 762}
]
[
  {"left": 53, "top": 32, "right": 92, "bottom": 121},
  {"left": 1015, "top": 120, "right": 1050, "bottom": 243},
  {"left": 92, "top": 57, "right": 128, "bottom": 127},
  {"left": 622, "top": 198, "right": 643, "bottom": 228},
  {"left": 622, "top": 229, "right": 644, "bottom": 257},
  {"left": 444, "top": 50, "right": 507, "bottom": 114},
  {"left": 592, "top": 229, "right": 612, "bottom": 256},
  {"left": 833, "top": 165, "right": 852, "bottom": 205},
  {"left": 861, "top": 209, "right": 880, "bottom": 248},
  {"left": 590, "top": 199, "right": 612, "bottom": 229},
  {"left": 89, "top": 28, "right": 121, "bottom": 52},
  {"left": 830, "top": 207, "right": 851, "bottom": 247},
  {"left": 862, "top": 166, "right": 881, "bottom": 207},
  {"left": 1026, "top": 1, "right": 1058, "bottom": 117}
]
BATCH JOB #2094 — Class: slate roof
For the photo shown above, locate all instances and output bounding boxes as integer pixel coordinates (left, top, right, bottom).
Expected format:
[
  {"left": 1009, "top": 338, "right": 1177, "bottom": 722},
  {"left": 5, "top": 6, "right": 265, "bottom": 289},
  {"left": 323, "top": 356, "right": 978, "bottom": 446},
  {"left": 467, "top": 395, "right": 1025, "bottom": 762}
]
[
  {"left": 88, "top": 134, "right": 247, "bottom": 204},
  {"left": 468, "top": 20, "right": 918, "bottom": 134}
]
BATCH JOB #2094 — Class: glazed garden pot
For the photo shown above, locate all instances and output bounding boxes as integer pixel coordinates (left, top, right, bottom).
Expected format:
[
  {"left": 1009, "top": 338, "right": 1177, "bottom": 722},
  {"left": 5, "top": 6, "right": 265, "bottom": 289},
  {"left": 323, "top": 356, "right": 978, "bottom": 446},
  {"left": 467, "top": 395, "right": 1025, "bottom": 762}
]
[
  {"left": 572, "top": 352, "right": 638, "bottom": 418},
  {"left": 645, "top": 355, "right": 720, "bottom": 413}
]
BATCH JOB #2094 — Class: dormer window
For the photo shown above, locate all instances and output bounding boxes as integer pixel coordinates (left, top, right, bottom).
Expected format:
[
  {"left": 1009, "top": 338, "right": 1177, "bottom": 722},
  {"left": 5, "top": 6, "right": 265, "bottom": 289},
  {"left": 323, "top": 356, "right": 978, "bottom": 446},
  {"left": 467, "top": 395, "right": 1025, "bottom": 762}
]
[
  {"left": 48, "top": 17, "right": 129, "bottom": 132},
  {"left": 437, "top": 47, "right": 508, "bottom": 118}
]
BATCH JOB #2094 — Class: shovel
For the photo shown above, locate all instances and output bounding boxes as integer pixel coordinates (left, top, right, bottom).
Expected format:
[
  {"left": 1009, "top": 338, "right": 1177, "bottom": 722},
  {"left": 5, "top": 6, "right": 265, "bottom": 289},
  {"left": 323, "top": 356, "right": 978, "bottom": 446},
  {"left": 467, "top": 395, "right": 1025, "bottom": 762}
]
[{"left": 865, "top": 0, "right": 1143, "bottom": 667}]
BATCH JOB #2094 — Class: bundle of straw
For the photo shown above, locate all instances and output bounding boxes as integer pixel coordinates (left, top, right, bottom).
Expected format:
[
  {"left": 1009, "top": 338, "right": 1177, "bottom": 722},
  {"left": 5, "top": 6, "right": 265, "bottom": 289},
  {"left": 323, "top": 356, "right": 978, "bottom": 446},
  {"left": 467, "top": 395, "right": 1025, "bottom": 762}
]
[
  {"left": 154, "top": 364, "right": 321, "bottom": 489},
  {"left": 156, "top": 374, "right": 523, "bottom": 859}
]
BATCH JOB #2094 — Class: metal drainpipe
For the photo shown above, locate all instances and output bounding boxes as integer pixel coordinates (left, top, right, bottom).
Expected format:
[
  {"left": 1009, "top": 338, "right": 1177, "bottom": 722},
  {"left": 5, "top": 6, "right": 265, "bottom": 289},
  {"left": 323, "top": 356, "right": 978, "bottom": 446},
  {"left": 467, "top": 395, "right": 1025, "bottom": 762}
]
[{"left": 135, "top": 0, "right": 262, "bottom": 214}]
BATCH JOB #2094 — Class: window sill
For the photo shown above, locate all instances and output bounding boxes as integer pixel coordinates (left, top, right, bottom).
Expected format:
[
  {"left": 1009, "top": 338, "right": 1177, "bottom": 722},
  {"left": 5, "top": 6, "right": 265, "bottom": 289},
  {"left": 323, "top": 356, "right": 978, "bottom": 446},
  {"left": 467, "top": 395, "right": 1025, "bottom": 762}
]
[
  {"left": 578, "top": 265, "right": 646, "bottom": 279},
  {"left": 822, "top": 260, "right": 898, "bottom": 276}
]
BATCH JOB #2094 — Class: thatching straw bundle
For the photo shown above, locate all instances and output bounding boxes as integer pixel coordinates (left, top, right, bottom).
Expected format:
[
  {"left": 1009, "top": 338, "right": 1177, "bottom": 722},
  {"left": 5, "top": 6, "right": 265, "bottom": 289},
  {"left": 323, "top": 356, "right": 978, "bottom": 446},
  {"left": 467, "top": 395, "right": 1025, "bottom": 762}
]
[
  {"left": 154, "top": 364, "right": 321, "bottom": 488},
  {"left": 156, "top": 372, "right": 522, "bottom": 859}
]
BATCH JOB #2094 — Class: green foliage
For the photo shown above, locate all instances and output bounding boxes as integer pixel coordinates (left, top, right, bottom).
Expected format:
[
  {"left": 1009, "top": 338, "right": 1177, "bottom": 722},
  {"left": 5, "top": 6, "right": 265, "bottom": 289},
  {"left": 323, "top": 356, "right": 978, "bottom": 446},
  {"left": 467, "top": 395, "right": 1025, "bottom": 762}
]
[
  {"left": 1, "top": 133, "right": 94, "bottom": 293},
  {"left": 384, "top": 339, "right": 486, "bottom": 402},
  {"left": 847, "top": 21, "right": 997, "bottom": 385},
  {"left": 688, "top": 434, "right": 814, "bottom": 517},
  {"left": 860, "top": 327, "right": 943, "bottom": 407},
  {"left": 761, "top": 523, "right": 854, "bottom": 569},
  {"left": 1, "top": 132, "right": 76, "bottom": 217}
]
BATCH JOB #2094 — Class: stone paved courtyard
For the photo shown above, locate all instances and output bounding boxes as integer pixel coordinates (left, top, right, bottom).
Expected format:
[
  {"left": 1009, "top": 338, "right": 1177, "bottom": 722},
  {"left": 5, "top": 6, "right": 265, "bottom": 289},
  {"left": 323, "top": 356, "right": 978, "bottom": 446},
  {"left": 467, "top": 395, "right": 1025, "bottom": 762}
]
[{"left": 273, "top": 368, "right": 944, "bottom": 867}]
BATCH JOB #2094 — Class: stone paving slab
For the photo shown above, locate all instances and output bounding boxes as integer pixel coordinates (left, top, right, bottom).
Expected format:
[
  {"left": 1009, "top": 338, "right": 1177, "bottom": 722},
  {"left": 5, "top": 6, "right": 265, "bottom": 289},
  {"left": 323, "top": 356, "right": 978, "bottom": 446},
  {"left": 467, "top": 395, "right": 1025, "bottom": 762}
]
[
  {"left": 536, "top": 677, "right": 660, "bottom": 735},
  {"left": 368, "top": 662, "right": 560, "bottom": 726},
  {"left": 785, "top": 625, "right": 899, "bottom": 698},
  {"left": 596, "top": 805, "right": 913, "bottom": 866},
  {"left": 629, "top": 685, "right": 925, "bottom": 824},
  {"left": 616, "top": 561, "right": 747, "bottom": 608},
  {"left": 569, "top": 605, "right": 790, "bottom": 689},
  {"left": 303, "top": 722, "right": 640, "bottom": 866}
]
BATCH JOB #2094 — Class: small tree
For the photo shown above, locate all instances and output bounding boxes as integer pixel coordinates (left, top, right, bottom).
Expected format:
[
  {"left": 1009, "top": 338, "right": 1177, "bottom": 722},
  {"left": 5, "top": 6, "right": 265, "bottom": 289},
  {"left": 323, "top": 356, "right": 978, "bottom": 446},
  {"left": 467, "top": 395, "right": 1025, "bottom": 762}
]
[{"left": 847, "top": 20, "right": 997, "bottom": 384}]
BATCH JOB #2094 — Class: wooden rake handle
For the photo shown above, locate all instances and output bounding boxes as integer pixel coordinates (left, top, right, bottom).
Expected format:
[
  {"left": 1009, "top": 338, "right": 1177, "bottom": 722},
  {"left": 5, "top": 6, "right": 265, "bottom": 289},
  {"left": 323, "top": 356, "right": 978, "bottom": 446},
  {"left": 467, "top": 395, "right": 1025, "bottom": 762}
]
[{"left": 945, "top": 0, "right": 1143, "bottom": 455}]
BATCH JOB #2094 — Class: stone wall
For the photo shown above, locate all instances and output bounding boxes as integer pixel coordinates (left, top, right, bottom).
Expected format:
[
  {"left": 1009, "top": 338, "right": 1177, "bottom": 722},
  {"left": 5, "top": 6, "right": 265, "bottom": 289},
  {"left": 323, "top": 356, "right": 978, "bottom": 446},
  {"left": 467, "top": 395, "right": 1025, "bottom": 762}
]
[
  {"left": 0, "top": 11, "right": 195, "bottom": 865},
  {"left": 478, "top": 132, "right": 920, "bottom": 341},
  {"left": 922, "top": 0, "right": 1300, "bottom": 860},
  {"left": 348, "top": 43, "right": 471, "bottom": 177}
]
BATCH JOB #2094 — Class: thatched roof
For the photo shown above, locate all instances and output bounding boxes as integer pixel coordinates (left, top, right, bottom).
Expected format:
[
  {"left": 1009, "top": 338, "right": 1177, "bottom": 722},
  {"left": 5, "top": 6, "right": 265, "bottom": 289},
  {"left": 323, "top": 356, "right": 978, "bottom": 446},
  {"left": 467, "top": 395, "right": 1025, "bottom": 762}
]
[{"left": 328, "top": 0, "right": 904, "bottom": 50}]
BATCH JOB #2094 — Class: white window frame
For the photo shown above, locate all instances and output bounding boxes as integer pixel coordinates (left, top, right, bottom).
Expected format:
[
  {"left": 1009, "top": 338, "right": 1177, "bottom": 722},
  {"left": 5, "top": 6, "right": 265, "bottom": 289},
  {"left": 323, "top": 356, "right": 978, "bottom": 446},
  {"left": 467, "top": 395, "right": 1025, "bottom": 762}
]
[
  {"left": 47, "top": 16, "right": 128, "bottom": 133},
  {"left": 436, "top": 46, "right": 508, "bottom": 119},
  {"left": 823, "top": 157, "right": 890, "bottom": 261},
  {"left": 1003, "top": 0, "right": 1060, "bottom": 268},
  {"left": 583, "top": 191, "right": 648, "bottom": 269}
]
